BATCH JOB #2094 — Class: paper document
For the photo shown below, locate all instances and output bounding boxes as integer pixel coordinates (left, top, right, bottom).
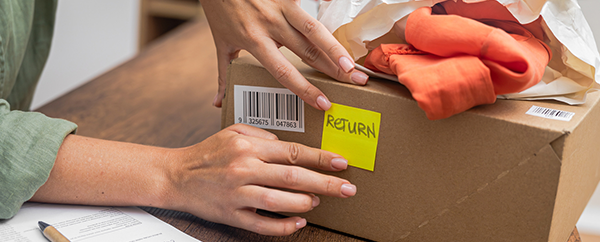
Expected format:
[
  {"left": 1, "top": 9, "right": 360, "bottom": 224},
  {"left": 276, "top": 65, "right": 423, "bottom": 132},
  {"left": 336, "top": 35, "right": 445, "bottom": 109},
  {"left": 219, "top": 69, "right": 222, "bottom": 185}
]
[{"left": 0, "top": 202, "right": 200, "bottom": 242}]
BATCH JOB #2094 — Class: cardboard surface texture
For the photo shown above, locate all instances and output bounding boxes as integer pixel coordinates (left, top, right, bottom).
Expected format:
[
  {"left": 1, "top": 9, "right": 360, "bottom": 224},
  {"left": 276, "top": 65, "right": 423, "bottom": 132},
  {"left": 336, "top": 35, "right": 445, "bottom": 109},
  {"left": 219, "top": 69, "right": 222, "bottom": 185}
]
[{"left": 220, "top": 50, "right": 600, "bottom": 242}]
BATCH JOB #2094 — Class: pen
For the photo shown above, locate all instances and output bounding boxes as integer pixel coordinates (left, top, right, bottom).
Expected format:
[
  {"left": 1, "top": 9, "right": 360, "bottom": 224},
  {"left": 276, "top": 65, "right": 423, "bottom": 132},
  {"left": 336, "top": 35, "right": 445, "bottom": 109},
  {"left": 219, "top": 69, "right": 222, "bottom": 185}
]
[{"left": 38, "top": 221, "right": 71, "bottom": 242}]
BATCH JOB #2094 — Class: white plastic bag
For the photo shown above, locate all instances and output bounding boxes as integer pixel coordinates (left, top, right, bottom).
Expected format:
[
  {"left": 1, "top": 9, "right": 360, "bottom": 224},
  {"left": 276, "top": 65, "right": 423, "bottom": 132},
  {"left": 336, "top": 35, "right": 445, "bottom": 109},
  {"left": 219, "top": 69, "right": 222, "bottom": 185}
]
[{"left": 319, "top": 0, "right": 600, "bottom": 104}]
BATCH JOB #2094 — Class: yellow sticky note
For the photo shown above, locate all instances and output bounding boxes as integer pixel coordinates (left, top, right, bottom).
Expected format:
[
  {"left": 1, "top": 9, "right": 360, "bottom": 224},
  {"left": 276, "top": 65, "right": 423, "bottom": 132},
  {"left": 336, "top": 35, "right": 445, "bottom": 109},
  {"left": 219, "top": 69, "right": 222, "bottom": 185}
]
[{"left": 321, "top": 103, "right": 381, "bottom": 171}]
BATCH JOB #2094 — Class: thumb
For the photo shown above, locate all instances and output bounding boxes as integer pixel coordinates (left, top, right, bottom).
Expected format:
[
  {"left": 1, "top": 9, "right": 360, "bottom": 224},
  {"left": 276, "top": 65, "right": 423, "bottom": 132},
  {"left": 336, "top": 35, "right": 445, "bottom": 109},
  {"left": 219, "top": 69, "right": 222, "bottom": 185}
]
[{"left": 214, "top": 44, "right": 240, "bottom": 107}]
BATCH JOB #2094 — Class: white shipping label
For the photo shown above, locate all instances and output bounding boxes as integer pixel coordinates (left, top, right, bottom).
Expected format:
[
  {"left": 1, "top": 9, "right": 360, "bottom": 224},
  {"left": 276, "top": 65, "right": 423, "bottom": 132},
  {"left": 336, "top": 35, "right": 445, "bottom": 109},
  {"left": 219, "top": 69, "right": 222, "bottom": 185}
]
[
  {"left": 525, "top": 105, "right": 575, "bottom": 121},
  {"left": 234, "top": 85, "right": 305, "bottom": 132}
]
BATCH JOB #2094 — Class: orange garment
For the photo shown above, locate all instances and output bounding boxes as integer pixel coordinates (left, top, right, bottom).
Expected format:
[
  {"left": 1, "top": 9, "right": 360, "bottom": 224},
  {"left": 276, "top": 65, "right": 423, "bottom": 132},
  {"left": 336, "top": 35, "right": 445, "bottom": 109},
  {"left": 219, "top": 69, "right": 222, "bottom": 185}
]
[{"left": 364, "top": 0, "right": 551, "bottom": 120}]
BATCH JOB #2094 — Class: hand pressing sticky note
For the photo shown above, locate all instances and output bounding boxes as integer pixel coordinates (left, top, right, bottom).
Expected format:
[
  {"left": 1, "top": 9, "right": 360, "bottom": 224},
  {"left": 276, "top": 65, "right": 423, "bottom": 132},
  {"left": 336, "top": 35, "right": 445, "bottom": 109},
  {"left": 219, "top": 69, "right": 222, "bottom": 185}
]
[{"left": 321, "top": 103, "right": 381, "bottom": 171}]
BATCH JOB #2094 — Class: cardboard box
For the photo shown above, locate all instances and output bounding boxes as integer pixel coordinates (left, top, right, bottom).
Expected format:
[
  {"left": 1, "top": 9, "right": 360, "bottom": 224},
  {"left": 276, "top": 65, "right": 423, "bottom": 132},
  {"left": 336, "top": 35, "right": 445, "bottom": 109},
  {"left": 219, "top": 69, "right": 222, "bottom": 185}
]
[{"left": 221, "top": 50, "right": 600, "bottom": 242}]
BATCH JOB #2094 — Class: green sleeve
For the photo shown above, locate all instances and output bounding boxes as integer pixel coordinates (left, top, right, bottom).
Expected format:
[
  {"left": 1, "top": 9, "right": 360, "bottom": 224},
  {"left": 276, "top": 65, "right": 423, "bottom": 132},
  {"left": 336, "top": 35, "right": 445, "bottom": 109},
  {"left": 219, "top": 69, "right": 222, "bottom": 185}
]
[
  {"left": 0, "top": 0, "right": 58, "bottom": 110},
  {"left": 0, "top": 99, "right": 77, "bottom": 219}
]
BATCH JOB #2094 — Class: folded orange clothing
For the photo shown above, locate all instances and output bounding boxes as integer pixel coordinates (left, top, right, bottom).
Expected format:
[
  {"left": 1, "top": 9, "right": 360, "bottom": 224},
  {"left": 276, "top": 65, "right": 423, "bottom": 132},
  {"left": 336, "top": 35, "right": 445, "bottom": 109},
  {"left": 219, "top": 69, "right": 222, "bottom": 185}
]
[
  {"left": 364, "top": 3, "right": 551, "bottom": 120},
  {"left": 366, "top": 44, "right": 496, "bottom": 120},
  {"left": 437, "top": 0, "right": 545, "bottom": 40}
]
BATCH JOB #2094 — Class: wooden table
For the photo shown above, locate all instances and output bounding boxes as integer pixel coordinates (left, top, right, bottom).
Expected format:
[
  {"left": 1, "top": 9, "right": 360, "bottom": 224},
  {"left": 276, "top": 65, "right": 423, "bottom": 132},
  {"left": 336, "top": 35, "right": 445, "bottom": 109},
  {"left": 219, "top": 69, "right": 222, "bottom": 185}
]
[{"left": 36, "top": 19, "right": 582, "bottom": 242}]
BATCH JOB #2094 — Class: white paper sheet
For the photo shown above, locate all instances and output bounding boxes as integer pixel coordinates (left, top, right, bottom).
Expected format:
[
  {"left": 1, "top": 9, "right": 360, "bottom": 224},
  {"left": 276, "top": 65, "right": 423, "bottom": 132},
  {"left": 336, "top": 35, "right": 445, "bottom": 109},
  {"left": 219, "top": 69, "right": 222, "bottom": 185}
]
[
  {"left": 0, "top": 203, "right": 200, "bottom": 242},
  {"left": 319, "top": 0, "right": 600, "bottom": 104}
]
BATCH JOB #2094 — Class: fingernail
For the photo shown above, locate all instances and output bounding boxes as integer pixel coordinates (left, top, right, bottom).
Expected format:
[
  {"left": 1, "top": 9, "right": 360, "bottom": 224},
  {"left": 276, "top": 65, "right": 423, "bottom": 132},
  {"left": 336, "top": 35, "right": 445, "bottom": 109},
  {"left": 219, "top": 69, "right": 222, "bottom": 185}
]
[
  {"left": 312, "top": 195, "right": 320, "bottom": 208},
  {"left": 339, "top": 56, "right": 355, "bottom": 73},
  {"left": 351, "top": 71, "right": 369, "bottom": 85},
  {"left": 341, "top": 184, "right": 357, "bottom": 197},
  {"left": 331, "top": 158, "right": 348, "bottom": 170},
  {"left": 316, "top": 95, "right": 332, "bottom": 110},
  {"left": 296, "top": 218, "right": 307, "bottom": 229}
]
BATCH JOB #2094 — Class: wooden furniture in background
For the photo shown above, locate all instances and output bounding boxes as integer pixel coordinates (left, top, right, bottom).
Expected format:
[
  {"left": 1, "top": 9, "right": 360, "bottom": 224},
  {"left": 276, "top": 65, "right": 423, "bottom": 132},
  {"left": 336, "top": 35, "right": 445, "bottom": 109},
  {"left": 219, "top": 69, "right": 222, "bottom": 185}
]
[
  {"left": 138, "top": 0, "right": 203, "bottom": 50},
  {"left": 37, "top": 17, "right": 584, "bottom": 242}
]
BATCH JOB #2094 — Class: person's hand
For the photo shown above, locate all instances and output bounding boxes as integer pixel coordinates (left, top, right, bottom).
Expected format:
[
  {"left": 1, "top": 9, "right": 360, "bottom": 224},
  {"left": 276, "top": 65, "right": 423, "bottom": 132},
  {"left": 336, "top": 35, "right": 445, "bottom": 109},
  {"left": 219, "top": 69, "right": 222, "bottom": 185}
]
[
  {"left": 163, "top": 124, "right": 357, "bottom": 236},
  {"left": 199, "top": 0, "right": 369, "bottom": 110}
]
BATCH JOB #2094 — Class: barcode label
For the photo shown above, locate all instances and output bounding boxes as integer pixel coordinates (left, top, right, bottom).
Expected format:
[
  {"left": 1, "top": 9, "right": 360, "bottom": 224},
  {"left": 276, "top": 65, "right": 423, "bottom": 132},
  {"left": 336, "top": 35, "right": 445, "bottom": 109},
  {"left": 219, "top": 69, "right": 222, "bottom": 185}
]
[
  {"left": 526, "top": 105, "right": 574, "bottom": 121},
  {"left": 234, "top": 85, "right": 305, "bottom": 132}
]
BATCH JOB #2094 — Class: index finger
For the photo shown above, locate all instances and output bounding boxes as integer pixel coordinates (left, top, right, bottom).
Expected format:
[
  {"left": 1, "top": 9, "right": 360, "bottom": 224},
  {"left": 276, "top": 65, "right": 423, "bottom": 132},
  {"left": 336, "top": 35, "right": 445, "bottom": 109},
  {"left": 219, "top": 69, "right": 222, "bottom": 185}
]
[
  {"left": 251, "top": 40, "right": 332, "bottom": 111},
  {"left": 282, "top": 3, "right": 356, "bottom": 74}
]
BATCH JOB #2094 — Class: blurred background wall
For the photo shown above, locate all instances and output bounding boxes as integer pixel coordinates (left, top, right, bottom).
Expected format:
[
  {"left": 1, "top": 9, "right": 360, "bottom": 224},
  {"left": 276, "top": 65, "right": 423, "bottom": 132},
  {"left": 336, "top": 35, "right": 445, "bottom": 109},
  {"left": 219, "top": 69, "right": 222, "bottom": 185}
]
[{"left": 32, "top": 0, "right": 139, "bottom": 109}]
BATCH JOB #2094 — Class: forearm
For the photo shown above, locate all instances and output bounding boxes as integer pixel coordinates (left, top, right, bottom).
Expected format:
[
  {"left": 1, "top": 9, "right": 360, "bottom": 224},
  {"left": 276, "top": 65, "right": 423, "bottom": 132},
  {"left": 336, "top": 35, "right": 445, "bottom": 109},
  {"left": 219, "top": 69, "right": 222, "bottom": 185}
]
[{"left": 30, "top": 134, "right": 172, "bottom": 208}]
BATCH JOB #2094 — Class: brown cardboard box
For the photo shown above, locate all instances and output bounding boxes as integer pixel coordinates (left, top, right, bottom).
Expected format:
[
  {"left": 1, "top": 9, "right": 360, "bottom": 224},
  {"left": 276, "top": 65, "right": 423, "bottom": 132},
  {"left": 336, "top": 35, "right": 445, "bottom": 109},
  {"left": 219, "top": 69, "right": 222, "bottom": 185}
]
[{"left": 221, "top": 50, "right": 600, "bottom": 242}]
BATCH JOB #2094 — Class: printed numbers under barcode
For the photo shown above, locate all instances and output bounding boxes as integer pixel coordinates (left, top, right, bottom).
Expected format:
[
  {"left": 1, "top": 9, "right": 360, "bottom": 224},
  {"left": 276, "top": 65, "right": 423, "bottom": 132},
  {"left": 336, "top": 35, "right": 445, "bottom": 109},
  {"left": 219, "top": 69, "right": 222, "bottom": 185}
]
[
  {"left": 276, "top": 120, "right": 297, "bottom": 128},
  {"left": 248, "top": 117, "right": 269, "bottom": 126}
]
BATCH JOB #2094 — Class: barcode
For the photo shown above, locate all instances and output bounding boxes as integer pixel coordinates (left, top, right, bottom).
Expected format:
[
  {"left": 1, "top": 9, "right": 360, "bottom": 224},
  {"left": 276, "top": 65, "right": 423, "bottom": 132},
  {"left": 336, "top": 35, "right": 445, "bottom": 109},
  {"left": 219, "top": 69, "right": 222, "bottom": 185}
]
[
  {"left": 235, "top": 85, "right": 305, "bottom": 132},
  {"left": 526, "top": 105, "right": 574, "bottom": 121}
]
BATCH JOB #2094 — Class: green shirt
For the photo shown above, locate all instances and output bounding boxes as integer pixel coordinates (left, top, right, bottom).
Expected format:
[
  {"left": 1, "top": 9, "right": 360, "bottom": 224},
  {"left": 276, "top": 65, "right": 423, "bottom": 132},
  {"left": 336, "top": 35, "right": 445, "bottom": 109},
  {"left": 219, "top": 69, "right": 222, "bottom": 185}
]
[{"left": 0, "top": 0, "right": 77, "bottom": 219}]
